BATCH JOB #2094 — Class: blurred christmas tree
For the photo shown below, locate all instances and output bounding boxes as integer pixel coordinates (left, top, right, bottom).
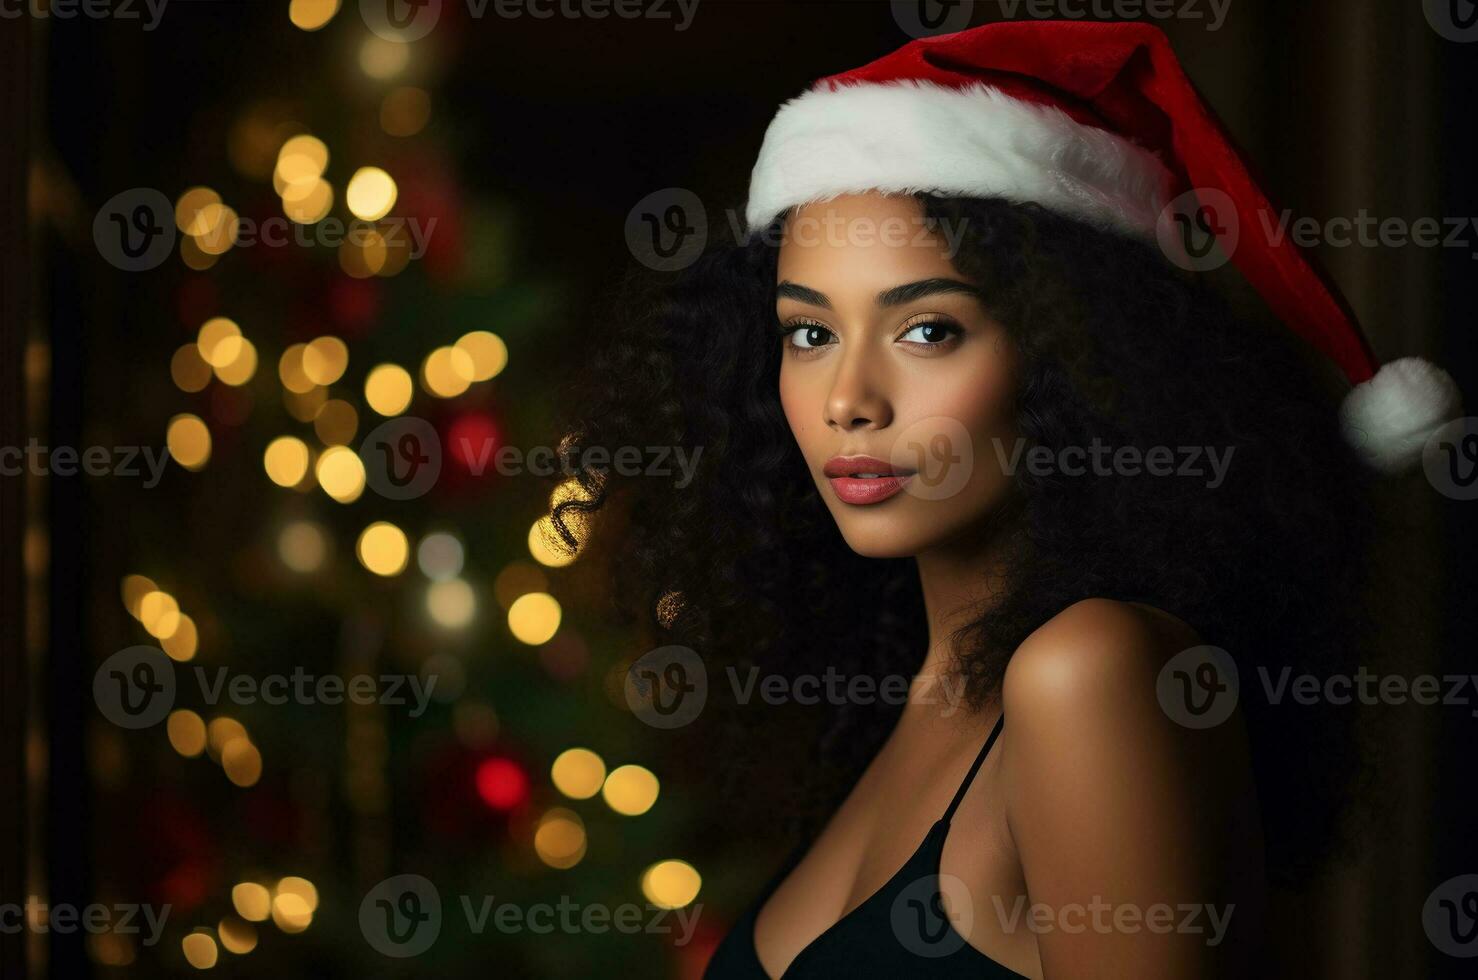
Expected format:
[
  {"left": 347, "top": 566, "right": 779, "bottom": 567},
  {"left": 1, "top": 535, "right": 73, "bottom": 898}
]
[{"left": 83, "top": 2, "right": 712, "bottom": 975}]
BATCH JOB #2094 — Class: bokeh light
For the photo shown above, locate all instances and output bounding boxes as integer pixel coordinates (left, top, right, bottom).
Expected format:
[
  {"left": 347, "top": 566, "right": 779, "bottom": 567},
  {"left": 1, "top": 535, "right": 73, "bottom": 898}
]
[
  {"left": 506, "top": 592, "right": 561, "bottom": 645},
  {"left": 356, "top": 522, "right": 410, "bottom": 576}
]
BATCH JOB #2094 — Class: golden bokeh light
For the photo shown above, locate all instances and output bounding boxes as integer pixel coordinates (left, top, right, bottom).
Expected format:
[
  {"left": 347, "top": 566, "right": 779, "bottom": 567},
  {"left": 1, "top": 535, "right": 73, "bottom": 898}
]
[
  {"left": 345, "top": 166, "right": 398, "bottom": 221},
  {"left": 364, "top": 363, "right": 413, "bottom": 416},
  {"left": 602, "top": 764, "right": 659, "bottom": 817},
  {"left": 357, "top": 522, "right": 410, "bottom": 577},
  {"left": 138, "top": 590, "right": 181, "bottom": 639},
  {"left": 426, "top": 578, "right": 476, "bottom": 629},
  {"left": 281, "top": 177, "right": 334, "bottom": 225},
  {"left": 231, "top": 883, "right": 272, "bottom": 923},
  {"left": 277, "top": 343, "right": 316, "bottom": 394},
  {"left": 276, "top": 877, "right": 319, "bottom": 913},
  {"left": 528, "top": 517, "right": 575, "bottom": 568},
  {"left": 302, "top": 336, "right": 348, "bottom": 386},
  {"left": 264, "top": 436, "right": 311, "bottom": 487},
  {"left": 359, "top": 37, "right": 411, "bottom": 80},
  {"left": 641, "top": 860, "right": 702, "bottom": 909},
  {"left": 455, "top": 330, "right": 508, "bottom": 382},
  {"left": 214, "top": 337, "right": 258, "bottom": 386},
  {"left": 166, "top": 710, "right": 207, "bottom": 758},
  {"left": 175, "top": 187, "right": 222, "bottom": 235},
  {"left": 217, "top": 916, "right": 258, "bottom": 955},
  {"left": 181, "top": 931, "right": 218, "bottom": 970},
  {"left": 197, "top": 318, "right": 243, "bottom": 368},
  {"left": 193, "top": 203, "right": 240, "bottom": 255},
  {"left": 315, "top": 445, "right": 366, "bottom": 504},
  {"left": 121, "top": 574, "right": 158, "bottom": 619},
  {"left": 312, "top": 399, "right": 358, "bottom": 446},
  {"left": 533, "top": 808, "right": 587, "bottom": 870},
  {"left": 167, "top": 414, "right": 212, "bottom": 471},
  {"left": 271, "top": 892, "right": 313, "bottom": 933},
  {"left": 206, "top": 717, "right": 248, "bottom": 760},
  {"left": 506, "top": 591, "right": 561, "bottom": 645},
  {"left": 277, "top": 520, "right": 328, "bottom": 573},
  {"left": 222, "top": 738, "right": 263, "bottom": 787},
  {"left": 161, "top": 613, "right": 199, "bottom": 662},
  {"left": 551, "top": 748, "right": 606, "bottom": 800},
  {"left": 275, "top": 134, "right": 329, "bottom": 192},
  {"left": 420, "top": 346, "right": 475, "bottom": 399},
  {"left": 288, "top": 0, "right": 339, "bottom": 31},
  {"left": 170, "top": 344, "right": 213, "bottom": 393}
]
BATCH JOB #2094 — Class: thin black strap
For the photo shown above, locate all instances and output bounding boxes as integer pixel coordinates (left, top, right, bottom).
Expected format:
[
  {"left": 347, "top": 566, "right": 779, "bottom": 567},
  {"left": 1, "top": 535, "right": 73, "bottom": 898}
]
[{"left": 942, "top": 713, "right": 1005, "bottom": 825}]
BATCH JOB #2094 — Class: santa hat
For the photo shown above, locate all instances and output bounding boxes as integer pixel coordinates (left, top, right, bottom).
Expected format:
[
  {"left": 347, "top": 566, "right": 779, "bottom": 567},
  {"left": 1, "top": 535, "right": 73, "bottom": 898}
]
[{"left": 744, "top": 20, "right": 1461, "bottom": 474}]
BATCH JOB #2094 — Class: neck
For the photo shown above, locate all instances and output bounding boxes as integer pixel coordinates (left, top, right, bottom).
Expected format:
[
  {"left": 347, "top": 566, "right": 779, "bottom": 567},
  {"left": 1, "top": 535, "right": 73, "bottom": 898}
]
[{"left": 912, "top": 520, "right": 1012, "bottom": 690}]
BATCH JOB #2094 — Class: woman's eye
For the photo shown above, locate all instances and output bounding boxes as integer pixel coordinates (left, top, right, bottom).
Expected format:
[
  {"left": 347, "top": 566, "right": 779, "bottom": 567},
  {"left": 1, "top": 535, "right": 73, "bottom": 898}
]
[
  {"left": 899, "top": 321, "right": 958, "bottom": 345},
  {"left": 786, "top": 324, "right": 836, "bottom": 349}
]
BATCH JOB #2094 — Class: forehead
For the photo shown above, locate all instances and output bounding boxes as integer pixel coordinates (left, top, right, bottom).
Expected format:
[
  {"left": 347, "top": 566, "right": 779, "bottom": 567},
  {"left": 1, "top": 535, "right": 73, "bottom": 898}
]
[{"left": 775, "top": 192, "right": 960, "bottom": 293}]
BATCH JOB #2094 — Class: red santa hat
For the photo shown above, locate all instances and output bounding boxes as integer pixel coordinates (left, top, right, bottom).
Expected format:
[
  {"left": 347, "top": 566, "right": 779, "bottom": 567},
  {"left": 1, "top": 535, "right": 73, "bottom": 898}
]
[{"left": 744, "top": 20, "right": 1461, "bottom": 474}]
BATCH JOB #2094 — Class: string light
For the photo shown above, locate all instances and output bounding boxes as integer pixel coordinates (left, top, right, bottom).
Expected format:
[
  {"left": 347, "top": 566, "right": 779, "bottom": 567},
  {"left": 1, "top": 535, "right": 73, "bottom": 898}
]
[
  {"left": 601, "top": 764, "right": 659, "bottom": 816},
  {"left": 506, "top": 592, "right": 560, "bottom": 645},
  {"left": 641, "top": 860, "right": 701, "bottom": 909}
]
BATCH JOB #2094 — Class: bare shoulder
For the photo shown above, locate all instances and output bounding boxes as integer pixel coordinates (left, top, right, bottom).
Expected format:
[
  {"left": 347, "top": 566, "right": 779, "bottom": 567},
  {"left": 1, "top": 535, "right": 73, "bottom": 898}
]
[{"left": 1001, "top": 597, "right": 1201, "bottom": 719}]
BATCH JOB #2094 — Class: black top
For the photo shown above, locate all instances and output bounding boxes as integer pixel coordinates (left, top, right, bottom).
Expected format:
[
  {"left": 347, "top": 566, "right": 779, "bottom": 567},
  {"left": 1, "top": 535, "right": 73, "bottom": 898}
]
[{"left": 704, "top": 714, "right": 1026, "bottom": 979}]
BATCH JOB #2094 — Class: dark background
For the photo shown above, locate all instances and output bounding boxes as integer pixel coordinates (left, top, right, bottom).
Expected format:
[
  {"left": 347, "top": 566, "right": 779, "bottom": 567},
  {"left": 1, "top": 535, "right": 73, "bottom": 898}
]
[{"left": 2, "top": 0, "right": 1475, "bottom": 976}]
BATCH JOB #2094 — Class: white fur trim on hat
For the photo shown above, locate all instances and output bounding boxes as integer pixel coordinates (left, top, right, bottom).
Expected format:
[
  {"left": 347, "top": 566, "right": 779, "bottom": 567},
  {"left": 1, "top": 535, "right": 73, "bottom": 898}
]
[
  {"left": 745, "top": 79, "right": 1176, "bottom": 240},
  {"left": 1340, "top": 357, "right": 1463, "bottom": 473}
]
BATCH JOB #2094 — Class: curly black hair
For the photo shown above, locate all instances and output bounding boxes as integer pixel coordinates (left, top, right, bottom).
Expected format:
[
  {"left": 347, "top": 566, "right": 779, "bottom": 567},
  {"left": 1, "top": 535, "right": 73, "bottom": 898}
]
[{"left": 551, "top": 193, "right": 1380, "bottom": 888}]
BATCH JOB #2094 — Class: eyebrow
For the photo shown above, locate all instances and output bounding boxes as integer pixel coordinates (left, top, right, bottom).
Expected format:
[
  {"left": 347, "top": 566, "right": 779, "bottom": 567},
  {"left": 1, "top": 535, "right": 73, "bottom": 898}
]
[{"left": 775, "top": 277, "right": 984, "bottom": 310}]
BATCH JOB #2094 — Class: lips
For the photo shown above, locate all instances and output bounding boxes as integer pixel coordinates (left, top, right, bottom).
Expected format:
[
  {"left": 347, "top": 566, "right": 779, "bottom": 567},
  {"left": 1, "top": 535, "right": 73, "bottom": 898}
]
[{"left": 822, "top": 455, "right": 915, "bottom": 505}]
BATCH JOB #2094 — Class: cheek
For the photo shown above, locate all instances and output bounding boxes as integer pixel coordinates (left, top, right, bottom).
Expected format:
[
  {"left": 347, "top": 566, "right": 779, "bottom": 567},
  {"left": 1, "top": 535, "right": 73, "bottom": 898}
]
[{"left": 778, "top": 364, "right": 814, "bottom": 445}]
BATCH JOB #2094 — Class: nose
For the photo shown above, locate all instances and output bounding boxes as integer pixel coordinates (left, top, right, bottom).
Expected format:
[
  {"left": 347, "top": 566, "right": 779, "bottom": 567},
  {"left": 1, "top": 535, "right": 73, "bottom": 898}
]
[{"left": 824, "top": 346, "right": 893, "bottom": 432}]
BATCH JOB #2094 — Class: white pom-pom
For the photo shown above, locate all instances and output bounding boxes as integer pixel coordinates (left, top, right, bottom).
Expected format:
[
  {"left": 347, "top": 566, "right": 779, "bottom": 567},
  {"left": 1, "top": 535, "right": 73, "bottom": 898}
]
[{"left": 1340, "top": 357, "right": 1463, "bottom": 474}]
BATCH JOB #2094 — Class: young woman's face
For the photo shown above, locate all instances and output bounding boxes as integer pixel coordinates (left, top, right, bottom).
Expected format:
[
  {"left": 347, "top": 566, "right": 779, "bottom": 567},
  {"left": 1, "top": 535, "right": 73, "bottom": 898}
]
[{"left": 776, "top": 192, "right": 1020, "bottom": 559}]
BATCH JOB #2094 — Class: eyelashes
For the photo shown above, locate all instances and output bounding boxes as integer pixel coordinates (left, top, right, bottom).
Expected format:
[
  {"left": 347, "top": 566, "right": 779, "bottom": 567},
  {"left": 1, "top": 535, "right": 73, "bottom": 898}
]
[{"left": 775, "top": 316, "right": 964, "bottom": 355}]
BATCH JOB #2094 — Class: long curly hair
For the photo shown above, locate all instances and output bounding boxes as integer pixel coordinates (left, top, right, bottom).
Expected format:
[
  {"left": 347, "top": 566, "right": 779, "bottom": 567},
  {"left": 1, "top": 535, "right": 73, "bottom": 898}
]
[{"left": 551, "top": 193, "right": 1379, "bottom": 887}]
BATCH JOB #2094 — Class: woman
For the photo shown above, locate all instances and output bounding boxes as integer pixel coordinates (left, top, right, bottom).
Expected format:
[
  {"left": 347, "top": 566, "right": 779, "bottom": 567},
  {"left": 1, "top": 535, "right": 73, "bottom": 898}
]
[{"left": 552, "top": 20, "right": 1459, "bottom": 979}]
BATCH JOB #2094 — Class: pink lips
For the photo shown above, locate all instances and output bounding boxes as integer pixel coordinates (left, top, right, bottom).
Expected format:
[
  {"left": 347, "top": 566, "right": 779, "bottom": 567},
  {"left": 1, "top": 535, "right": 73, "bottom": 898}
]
[{"left": 822, "top": 454, "right": 915, "bottom": 505}]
